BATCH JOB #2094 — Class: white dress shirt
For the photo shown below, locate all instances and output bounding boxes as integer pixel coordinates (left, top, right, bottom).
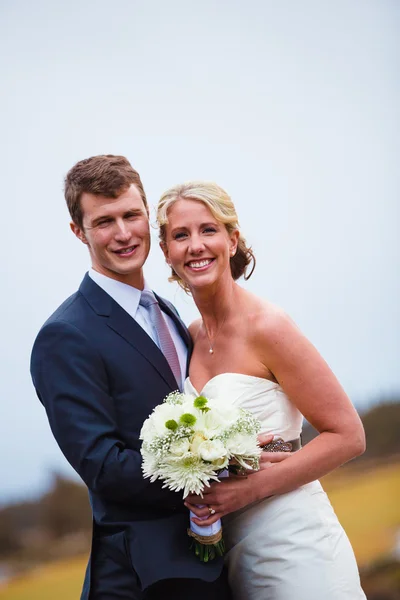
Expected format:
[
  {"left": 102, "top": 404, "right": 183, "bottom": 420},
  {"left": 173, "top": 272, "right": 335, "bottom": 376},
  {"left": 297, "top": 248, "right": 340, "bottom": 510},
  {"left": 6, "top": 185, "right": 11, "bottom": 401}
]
[{"left": 88, "top": 269, "right": 187, "bottom": 388}]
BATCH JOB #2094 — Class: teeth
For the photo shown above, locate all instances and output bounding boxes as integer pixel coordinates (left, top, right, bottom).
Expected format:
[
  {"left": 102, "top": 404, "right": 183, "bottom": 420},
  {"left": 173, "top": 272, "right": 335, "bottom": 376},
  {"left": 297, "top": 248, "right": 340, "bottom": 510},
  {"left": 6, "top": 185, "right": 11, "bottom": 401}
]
[
  {"left": 188, "top": 259, "right": 212, "bottom": 268},
  {"left": 118, "top": 247, "right": 134, "bottom": 254}
]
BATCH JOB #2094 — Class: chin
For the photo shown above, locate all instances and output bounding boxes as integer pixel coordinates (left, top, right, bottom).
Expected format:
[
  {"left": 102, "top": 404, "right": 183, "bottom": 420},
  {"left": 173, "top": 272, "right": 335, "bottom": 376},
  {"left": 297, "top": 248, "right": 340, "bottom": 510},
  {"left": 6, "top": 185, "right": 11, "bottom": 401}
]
[
  {"left": 114, "top": 254, "right": 146, "bottom": 273},
  {"left": 188, "top": 274, "right": 218, "bottom": 290}
]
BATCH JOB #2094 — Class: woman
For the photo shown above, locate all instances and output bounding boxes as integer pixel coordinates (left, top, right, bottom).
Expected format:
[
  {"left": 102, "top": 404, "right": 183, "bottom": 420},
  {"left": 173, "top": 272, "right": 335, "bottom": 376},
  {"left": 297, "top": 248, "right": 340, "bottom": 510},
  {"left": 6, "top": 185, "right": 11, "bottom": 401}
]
[{"left": 156, "top": 181, "right": 366, "bottom": 599}]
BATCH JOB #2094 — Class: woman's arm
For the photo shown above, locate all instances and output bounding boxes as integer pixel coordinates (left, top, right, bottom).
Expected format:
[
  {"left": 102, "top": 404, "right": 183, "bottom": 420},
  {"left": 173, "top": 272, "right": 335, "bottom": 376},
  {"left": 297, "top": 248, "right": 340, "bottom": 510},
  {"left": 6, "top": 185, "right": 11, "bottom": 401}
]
[{"left": 186, "top": 305, "right": 365, "bottom": 524}]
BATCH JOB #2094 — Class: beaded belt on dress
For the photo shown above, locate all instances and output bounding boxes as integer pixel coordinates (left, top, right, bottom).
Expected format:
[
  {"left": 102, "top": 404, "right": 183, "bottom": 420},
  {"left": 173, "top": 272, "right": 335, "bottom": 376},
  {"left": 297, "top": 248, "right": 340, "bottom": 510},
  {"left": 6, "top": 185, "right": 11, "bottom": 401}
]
[{"left": 261, "top": 437, "right": 301, "bottom": 452}]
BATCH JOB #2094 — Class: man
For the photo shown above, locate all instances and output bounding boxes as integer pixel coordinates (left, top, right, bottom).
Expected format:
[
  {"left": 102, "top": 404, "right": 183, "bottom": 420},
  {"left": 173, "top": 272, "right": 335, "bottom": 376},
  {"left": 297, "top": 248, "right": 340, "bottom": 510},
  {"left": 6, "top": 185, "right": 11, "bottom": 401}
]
[{"left": 30, "top": 155, "right": 231, "bottom": 599}]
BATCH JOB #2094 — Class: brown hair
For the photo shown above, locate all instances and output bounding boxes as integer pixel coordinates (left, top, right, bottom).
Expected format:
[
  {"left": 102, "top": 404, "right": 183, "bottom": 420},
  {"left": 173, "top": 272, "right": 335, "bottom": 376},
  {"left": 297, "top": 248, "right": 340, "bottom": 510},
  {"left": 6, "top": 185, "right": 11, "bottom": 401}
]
[
  {"left": 157, "top": 181, "right": 256, "bottom": 293},
  {"left": 64, "top": 155, "right": 148, "bottom": 228}
]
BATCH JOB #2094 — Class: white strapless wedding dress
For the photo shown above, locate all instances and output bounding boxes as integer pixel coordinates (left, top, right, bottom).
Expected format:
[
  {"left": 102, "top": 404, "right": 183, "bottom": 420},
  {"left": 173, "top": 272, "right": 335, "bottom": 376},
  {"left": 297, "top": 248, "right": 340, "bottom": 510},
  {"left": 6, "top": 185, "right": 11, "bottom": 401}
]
[{"left": 184, "top": 373, "right": 366, "bottom": 600}]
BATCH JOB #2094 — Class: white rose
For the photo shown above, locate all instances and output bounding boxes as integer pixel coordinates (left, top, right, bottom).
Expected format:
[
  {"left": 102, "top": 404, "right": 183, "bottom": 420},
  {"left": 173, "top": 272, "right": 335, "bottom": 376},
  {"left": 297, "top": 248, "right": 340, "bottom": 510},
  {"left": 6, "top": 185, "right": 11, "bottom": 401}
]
[
  {"left": 190, "top": 432, "right": 208, "bottom": 455},
  {"left": 197, "top": 439, "right": 228, "bottom": 462},
  {"left": 225, "top": 432, "right": 259, "bottom": 456},
  {"left": 169, "top": 438, "right": 190, "bottom": 456}
]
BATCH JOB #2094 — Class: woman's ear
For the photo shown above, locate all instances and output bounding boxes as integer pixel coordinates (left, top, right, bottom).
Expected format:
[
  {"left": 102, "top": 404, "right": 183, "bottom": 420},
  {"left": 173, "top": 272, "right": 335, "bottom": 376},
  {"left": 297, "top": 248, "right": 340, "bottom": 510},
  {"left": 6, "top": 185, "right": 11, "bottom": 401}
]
[
  {"left": 229, "top": 229, "right": 240, "bottom": 256},
  {"left": 160, "top": 241, "right": 170, "bottom": 265}
]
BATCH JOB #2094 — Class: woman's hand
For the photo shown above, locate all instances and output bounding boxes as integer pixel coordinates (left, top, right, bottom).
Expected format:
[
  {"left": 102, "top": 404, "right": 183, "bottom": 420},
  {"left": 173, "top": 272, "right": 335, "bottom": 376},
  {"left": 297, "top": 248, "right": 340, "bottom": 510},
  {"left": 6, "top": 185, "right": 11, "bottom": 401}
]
[
  {"left": 185, "top": 476, "right": 259, "bottom": 526},
  {"left": 185, "top": 439, "right": 293, "bottom": 527}
]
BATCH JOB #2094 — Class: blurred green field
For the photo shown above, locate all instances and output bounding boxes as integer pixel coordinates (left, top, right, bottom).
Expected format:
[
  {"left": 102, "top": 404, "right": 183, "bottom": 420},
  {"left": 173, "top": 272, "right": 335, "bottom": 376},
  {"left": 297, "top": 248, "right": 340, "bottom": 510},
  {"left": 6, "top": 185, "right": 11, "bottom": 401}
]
[
  {"left": 322, "top": 459, "right": 400, "bottom": 565},
  {"left": 1, "top": 460, "right": 399, "bottom": 600},
  {"left": 0, "top": 556, "right": 86, "bottom": 600}
]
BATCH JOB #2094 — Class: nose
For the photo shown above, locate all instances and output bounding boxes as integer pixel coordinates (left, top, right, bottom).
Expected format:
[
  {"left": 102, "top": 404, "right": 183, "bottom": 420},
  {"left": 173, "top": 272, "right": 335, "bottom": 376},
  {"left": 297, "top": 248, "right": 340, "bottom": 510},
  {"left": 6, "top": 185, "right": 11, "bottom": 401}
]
[
  {"left": 114, "top": 220, "right": 131, "bottom": 243},
  {"left": 188, "top": 233, "right": 205, "bottom": 255}
]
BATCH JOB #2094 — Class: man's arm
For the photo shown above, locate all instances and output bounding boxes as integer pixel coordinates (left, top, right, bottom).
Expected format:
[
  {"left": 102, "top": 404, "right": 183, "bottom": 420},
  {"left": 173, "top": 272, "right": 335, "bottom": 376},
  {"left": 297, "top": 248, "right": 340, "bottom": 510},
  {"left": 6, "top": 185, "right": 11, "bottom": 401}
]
[{"left": 31, "top": 319, "right": 179, "bottom": 509}]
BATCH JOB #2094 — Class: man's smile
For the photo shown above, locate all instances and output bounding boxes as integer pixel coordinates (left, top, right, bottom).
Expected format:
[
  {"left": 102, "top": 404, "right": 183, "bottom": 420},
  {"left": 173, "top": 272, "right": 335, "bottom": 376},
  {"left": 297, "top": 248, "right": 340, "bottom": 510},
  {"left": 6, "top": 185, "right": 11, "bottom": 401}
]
[{"left": 112, "top": 245, "right": 138, "bottom": 257}]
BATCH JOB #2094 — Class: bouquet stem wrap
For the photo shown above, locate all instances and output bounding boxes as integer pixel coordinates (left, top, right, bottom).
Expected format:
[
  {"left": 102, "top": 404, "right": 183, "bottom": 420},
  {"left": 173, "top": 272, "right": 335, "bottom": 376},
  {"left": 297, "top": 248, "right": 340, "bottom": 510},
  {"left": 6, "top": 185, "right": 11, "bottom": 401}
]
[
  {"left": 187, "top": 508, "right": 224, "bottom": 562},
  {"left": 187, "top": 469, "right": 228, "bottom": 562}
]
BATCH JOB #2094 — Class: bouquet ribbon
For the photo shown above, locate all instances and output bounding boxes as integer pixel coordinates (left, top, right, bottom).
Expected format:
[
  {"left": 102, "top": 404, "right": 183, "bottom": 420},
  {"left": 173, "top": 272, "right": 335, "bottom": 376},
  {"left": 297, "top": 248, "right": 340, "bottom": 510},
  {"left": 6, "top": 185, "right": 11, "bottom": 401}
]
[{"left": 186, "top": 469, "right": 228, "bottom": 561}]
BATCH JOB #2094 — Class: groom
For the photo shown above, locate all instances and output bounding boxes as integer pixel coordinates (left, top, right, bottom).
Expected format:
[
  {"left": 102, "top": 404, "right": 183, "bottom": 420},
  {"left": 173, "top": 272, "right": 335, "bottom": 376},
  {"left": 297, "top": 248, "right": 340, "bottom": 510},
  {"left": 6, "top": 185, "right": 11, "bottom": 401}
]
[{"left": 30, "top": 155, "right": 231, "bottom": 599}]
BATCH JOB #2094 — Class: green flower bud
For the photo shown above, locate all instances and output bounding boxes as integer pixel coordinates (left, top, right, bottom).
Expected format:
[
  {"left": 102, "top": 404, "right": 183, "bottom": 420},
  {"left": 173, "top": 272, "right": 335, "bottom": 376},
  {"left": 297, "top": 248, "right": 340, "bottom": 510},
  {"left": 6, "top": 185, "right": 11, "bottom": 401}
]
[
  {"left": 179, "top": 413, "right": 197, "bottom": 427},
  {"left": 193, "top": 395, "right": 208, "bottom": 409},
  {"left": 165, "top": 419, "right": 178, "bottom": 431}
]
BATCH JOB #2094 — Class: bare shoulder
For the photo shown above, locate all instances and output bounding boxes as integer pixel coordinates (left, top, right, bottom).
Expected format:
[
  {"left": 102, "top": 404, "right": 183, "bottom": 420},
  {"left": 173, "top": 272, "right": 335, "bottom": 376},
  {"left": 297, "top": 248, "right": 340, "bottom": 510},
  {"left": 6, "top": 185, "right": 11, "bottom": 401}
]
[
  {"left": 188, "top": 318, "right": 202, "bottom": 339},
  {"left": 244, "top": 293, "right": 298, "bottom": 345}
]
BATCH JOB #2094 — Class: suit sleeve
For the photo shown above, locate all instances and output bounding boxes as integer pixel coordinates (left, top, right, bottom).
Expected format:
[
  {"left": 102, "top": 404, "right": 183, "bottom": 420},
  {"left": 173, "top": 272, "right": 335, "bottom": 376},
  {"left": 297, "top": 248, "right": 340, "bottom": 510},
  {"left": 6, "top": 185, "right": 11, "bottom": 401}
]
[{"left": 30, "top": 319, "right": 180, "bottom": 509}]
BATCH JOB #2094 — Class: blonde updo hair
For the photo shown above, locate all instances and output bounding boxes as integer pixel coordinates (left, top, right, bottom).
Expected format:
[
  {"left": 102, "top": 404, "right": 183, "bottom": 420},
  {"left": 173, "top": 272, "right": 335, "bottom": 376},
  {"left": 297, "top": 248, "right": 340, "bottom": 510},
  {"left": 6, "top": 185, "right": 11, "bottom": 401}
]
[{"left": 157, "top": 181, "right": 256, "bottom": 293}]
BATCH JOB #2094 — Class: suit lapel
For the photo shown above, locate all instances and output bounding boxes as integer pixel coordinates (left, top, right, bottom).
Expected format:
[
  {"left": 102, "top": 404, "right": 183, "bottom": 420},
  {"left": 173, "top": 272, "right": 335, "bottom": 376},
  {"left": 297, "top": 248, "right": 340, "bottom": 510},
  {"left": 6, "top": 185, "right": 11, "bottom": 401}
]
[
  {"left": 79, "top": 274, "right": 179, "bottom": 390},
  {"left": 107, "top": 303, "right": 178, "bottom": 390}
]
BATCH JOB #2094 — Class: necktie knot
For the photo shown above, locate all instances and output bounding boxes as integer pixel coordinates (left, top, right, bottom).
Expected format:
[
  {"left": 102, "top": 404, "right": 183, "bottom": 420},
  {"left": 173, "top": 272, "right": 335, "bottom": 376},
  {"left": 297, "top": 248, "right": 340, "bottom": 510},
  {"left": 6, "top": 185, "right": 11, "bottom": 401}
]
[{"left": 139, "top": 289, "right": 158, "bottom": 309}]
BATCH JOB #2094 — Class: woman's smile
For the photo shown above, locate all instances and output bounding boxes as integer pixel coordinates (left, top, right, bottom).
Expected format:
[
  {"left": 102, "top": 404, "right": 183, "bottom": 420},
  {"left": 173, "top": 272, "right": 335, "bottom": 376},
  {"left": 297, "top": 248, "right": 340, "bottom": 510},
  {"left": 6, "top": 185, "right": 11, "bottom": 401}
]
[{"left": 185, "top": 258, "right": 216, "bottom": 272}]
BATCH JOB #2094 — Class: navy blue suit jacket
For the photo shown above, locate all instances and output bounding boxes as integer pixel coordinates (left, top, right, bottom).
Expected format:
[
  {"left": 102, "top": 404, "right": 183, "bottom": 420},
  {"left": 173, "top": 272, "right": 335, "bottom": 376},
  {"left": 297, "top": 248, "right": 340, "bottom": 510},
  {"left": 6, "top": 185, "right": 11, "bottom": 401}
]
[{"left": 30, "top": 274, "right": 223, "bottom": 596}]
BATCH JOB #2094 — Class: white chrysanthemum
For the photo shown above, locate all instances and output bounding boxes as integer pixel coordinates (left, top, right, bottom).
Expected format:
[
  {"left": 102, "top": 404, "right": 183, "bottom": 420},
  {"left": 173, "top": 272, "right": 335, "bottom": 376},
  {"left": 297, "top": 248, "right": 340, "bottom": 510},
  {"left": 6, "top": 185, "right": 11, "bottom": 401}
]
[
  {"left": 160, "top": 455, "right": 220, "bottom": 497},
  {"left": 141, "top": 447, "right": 163, "bottom": 481}
]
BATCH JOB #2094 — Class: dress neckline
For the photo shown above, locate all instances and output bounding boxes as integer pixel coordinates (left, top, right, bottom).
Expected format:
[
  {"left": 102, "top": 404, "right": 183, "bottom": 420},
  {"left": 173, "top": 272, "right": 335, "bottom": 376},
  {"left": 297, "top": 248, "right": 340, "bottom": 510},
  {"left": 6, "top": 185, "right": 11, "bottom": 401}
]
[{"left": 186, "top": 372, "right": 280, "bottom": 396}]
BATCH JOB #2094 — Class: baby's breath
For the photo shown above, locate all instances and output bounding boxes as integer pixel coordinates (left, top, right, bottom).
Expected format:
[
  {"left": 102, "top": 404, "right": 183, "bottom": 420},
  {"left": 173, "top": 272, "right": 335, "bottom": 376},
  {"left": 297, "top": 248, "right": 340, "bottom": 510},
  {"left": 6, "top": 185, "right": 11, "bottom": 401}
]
[
  {"left": 218, "top": 409, "right": 261, "bottom": 442},
  {"left": 164, "top": 391, "right": 186, "bottom": 405}
]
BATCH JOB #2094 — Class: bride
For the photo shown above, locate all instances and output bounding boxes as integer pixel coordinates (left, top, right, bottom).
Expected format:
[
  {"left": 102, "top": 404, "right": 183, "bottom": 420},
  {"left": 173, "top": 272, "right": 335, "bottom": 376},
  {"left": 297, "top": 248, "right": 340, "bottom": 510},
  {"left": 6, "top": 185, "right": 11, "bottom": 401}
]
[{"left": 156, "top": 181, "right": 366, "bottom": 599}]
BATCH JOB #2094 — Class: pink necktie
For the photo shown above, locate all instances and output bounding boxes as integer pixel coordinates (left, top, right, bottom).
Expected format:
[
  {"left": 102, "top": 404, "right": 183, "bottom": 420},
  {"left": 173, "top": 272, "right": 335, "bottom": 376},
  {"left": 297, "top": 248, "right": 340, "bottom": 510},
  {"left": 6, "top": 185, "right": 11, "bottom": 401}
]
[{"left": 139, "top": 290, "right": 182, "bottom": 390}]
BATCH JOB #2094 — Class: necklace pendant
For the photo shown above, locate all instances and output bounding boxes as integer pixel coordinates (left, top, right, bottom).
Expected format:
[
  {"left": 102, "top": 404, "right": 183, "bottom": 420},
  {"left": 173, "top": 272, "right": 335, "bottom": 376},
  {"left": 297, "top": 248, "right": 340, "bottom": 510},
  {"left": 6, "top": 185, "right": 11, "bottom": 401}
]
[{"left": 209, "top": 348, "right": 214, "bottom": 354}]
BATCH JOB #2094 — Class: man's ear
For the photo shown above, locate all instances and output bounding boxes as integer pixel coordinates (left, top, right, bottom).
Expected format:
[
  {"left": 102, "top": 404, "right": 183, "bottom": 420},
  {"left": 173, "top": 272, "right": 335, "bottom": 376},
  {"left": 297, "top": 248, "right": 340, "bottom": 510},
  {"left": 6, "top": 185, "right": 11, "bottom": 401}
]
[
  {"left": 160, "top": 241, "right": 170, "bottom": 265},
  {"left": 70, "top": 222, "right": 88, "bottom": 245}
]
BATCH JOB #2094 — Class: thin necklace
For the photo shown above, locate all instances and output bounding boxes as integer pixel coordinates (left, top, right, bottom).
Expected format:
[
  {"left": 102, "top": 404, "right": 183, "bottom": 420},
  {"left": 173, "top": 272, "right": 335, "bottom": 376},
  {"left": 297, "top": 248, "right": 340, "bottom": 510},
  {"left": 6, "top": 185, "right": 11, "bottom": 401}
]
[{"left": 202, "top": 314, "right": 228, "bottom": 355}]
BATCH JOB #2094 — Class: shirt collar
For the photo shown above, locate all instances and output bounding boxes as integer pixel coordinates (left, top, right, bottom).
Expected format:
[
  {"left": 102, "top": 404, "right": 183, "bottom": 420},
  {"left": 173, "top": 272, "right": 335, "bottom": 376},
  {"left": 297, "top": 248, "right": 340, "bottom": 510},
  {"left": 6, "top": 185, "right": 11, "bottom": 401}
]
[{"left": 88, "top": 269, "right": 151, "bottom": 318}]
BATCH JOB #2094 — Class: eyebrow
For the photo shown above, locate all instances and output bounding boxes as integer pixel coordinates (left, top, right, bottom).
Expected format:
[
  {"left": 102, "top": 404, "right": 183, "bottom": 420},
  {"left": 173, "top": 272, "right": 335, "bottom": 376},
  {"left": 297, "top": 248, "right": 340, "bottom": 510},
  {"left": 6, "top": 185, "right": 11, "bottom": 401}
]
[
  {"left": 171, "top": 221, "right": 219, "bottom": 233},
  {"left": 91, "top": 209, "right": 144, "bottom": 227}
]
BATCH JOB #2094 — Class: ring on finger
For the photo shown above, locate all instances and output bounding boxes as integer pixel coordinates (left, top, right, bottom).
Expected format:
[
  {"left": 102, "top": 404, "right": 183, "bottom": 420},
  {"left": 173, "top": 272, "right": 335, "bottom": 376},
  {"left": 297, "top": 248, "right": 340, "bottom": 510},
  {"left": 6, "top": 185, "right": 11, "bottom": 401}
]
[{"left": 208, "top": 506, "right": 216, "bottom": 516}]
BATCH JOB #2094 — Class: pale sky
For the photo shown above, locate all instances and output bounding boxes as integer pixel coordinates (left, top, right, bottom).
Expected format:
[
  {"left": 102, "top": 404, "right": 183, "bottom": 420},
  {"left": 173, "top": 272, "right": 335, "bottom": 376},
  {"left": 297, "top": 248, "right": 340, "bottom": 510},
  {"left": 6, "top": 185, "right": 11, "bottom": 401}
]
[{"left": 1, "top": 0, "right": 399, "bottom": 501}]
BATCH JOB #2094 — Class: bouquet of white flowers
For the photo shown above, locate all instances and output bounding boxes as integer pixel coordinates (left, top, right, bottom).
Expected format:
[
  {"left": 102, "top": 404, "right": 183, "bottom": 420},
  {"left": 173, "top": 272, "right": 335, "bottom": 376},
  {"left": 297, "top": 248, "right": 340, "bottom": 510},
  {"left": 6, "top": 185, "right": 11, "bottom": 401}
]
[{"left": 140, "top": 391, "right": 261, "bottom": 561}]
